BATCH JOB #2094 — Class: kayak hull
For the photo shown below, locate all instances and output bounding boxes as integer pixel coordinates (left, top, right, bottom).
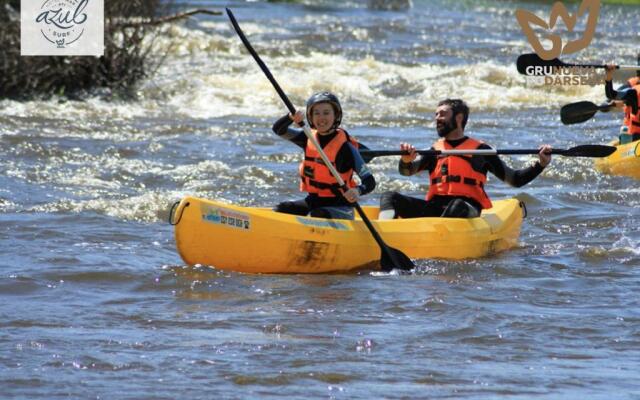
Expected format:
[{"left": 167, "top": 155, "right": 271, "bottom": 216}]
[
  {"left": 172, "top": 196, "right": 525, "bottom": 274},
  {"left": 594, "top": 140, "right": 640, "bottom": 179}
]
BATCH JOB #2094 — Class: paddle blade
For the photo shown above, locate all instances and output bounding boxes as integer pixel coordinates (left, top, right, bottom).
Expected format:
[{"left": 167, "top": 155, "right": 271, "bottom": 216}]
[
  {"left": 380, "top": 246, "right": 415, "bottom": 272},
  {"left": 516, "top": 53, "right": 564, "bottom": 75},
  {"left": 560, "top": 144, "right": 616, "bottom": 158},
  {"left": 560, "top": 101, "right": 599, "bottom": 125}
]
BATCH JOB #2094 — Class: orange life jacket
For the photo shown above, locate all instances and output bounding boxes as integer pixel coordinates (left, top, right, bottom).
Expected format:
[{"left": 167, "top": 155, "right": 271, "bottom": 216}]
[
  {"left": 299, "top": 128, "right": 358, "bottom": 197},
  {"left": 426, "top": 137, "right": 492, "bottom": 210},
  {"left": 622, "top": 82, "right": 640, "bottom": 138}
]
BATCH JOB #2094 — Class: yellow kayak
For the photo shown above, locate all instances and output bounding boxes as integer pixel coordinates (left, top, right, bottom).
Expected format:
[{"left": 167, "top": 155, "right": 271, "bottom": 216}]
[
  {"left": 171, "top": 196, "right": 525, "bottom": 274},
  {"left": 594, "top": 139, "right": 640, "bottom": 179}
]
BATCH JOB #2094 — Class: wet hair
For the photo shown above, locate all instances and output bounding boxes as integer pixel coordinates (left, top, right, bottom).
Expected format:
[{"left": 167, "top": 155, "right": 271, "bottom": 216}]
[{"left": 437, "top": 99, "right": 469, "bottom": 129}]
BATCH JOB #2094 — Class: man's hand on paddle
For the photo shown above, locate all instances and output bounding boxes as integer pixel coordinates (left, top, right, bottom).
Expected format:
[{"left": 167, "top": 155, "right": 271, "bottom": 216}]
[
  {"left": 400, "top": 142, "right": 417, "bottom": 163},
  {"left": 538, "top": 144, "right": 552, "bottom": 168}
]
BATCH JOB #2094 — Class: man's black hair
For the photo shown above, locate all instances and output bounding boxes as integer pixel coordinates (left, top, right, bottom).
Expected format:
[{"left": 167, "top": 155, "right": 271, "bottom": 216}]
[{"left": 437, "top": 99, "right": 469, "bottom": 129}]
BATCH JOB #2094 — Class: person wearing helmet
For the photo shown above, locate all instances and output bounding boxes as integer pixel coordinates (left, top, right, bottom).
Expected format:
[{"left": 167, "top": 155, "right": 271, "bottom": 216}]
[
  {"left": 378, "top": 99, "right": 552, "bottom": 219},
  {"left": 271, "top": 91, "right": 376, "bottom": 219},
  {"left": 604, "top": 55, "right": 640, "bottom": 144}
]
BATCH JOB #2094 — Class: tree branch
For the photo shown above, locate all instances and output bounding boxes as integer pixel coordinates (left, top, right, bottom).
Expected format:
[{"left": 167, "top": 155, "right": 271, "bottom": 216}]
[{"left": 114, "top": 9, "right": 221, "bottom": 28}]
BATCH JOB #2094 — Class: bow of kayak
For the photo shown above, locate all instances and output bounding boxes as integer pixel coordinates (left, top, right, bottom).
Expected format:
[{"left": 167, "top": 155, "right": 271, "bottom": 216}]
[
  {"left": 594, "top": 140, "right": 640, "bottom": 179},
  {"left": 172, "top": 196, "right": 525, "bottom": 274}
]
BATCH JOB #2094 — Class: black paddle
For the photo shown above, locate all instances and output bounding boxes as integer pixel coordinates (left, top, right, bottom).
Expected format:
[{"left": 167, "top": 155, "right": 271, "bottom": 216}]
[
  {"left": 360, "top": 144, "right": 616, "bottom": 160},
  {"left": 516, "top": 53, "right": 638, "bottom": 76},
  {"left": 226, "top": 8, "right": 414, "bottom": 272},
  {"left": 560, "top": 101, "right": 613, "bottom": 125}
]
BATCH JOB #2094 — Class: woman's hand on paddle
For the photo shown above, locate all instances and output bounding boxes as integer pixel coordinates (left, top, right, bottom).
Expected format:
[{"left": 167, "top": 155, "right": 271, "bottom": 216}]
[
  {"left": 290, "top": 110, "right": 304, "bottom": 126},
  {"left": 400, "top": 142, "right": 417, "bottom": 163},
  {"left": 342, "top": 187, "right": 359, "bottom": 203},
  {"left": 538, "top": 144, "right": 552, "bottom": 168}
]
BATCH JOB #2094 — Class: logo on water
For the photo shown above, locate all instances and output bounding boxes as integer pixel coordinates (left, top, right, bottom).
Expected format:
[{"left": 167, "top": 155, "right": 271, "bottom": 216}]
[
  {"left": 516, "top": 0, "right": 600, "bottom": 61},
  {"left": 516, "top": 0, "right": 603, "bottom": 85}
]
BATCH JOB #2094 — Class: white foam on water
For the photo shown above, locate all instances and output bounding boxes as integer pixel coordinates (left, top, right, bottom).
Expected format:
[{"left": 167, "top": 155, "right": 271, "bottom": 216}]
[
  {"left": 145, "top": 44, "right": 607, "bottom": 122},
  {"left": 0, "top": 23, "right": 611, "bottom": 124},
  {"left": 28, "top": 190, "right": 184, "bottom": 223},
  {"left": 612, "top": 236, "right": 640, "bottom": 256}
]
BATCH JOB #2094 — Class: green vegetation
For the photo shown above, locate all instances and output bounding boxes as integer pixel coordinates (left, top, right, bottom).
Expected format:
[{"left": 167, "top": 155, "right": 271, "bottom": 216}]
[{"left": 1, "top": 0, "right": 166, "bottom": 99}]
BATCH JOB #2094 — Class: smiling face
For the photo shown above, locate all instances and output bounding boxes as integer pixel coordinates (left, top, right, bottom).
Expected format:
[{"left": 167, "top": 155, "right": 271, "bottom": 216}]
[
  {"left": 310, "top": 103, "right": 336, "bottom": 135},
  {"left": 435, "top": 104, "right": 456, "bottom": 138}
]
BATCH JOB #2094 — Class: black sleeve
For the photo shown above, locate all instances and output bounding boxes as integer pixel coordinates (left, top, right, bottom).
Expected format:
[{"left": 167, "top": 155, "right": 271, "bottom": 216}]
[
  {"left": 272, "top": 114, "right": 307, "bottom": 149},
  {"left": 335, "top": 143, "right": 354, "bottom": 173},
  {"left": 605, "top": 80, "right": 616, "bottom": 100},
  {"left": 398, "top": 152, "right": 436, "bottom": 176},
  {"left": 357, "top": 142, "right": 375, "bottom": 163},
  {"left": 358, "top": 175, "right": 376, "bottom": 196},
  {"left": 606, "top": 81, "right": 632, "bottom": 101},
  {"left": 483, "top": 154, "right": 545, "bottom": 187},
  {"left": 622, "top": 88, "right": 639, "bottom": 115},
  {"left": 336, "top": 143, "right": 376, "bottom": 195},
  {"left": 475, "top": 143, "right": 544, "bottom": 187}
]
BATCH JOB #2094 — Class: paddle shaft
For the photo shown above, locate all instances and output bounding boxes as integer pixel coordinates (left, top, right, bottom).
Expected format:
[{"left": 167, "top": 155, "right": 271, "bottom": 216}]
[
  {"left": 362, "top": 149, "right": 552, "bottom": 157},
  {"left": 360, "top": 145, "right": 615, "bottom": 159},
  {"left": 226, "top": 12, "right": 295, "bottom": 113},
  {"left": 565, "top": 63, "right": 638, "bottom": 71},
  {"left": 517, "top": 53, "right": 640, "bottom": 74},
  {"left": 226, "top": 8, "right": 411, "bottom": 270}
]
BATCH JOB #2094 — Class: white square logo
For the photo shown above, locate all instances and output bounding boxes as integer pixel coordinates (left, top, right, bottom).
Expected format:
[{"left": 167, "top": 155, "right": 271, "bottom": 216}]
[{"left": 21, "top": 0, "right": 104, "bottom": 56}]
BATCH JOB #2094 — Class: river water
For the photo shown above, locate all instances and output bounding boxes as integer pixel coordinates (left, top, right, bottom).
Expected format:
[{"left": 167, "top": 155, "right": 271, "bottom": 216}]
[{"left": 2, "top": 0, "right": 640, "bottom": 398}]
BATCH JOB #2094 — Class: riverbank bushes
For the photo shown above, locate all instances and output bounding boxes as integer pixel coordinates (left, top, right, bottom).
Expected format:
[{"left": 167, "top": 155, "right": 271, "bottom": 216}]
[{"left": 0, "top": 0, "right": 217, "bottom": 100}]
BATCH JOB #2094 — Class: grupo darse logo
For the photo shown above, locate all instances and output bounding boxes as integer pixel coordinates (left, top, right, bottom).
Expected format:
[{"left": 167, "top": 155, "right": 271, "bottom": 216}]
[
  {"left": 36, "top": 0, "right": 89, "bottom": 48},
  {"left": 21, "top": 0, "right": 104, "bottom": 56},
  {"left": 516, "top": 0, "right": 600, "bottom": 61},
  {"left": 516, "top": 0, "right": 602, "bottom": 85}
]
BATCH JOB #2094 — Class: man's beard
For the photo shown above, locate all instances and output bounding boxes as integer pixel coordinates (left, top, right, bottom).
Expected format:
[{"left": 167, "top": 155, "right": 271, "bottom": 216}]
[{"left": 436, "top": 118, "right": 457, "bottom": 137}]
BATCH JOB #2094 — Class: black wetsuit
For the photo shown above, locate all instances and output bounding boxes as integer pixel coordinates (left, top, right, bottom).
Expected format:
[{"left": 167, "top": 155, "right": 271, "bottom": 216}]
[
  {"left": 380, "top": 136, "right": 545, "bottom": 218},
  {"left": 272, "top": 114, "right": 376, "bottom": 218}
]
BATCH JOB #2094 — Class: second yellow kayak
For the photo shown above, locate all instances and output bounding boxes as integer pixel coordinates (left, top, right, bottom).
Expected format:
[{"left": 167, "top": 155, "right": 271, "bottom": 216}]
[{"left": 594, "top": 139, "right": 640, "bottom": 179}]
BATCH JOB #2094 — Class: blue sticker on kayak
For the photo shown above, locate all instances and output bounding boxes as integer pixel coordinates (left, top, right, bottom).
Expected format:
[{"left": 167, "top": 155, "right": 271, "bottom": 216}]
[
  {"left": 295, "top": 216, "right": 349, "bottom": 231},
  {"left": 201, "top": 205, "right": 250, "bottom": 230}
]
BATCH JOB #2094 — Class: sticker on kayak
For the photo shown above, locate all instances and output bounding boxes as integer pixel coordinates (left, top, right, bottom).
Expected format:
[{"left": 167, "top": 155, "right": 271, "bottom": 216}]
[
  {"left": 620, "top": 143, "right": 640, "bottom": 159},
  {"left": 201, "top": 205, "right": 250, "bottom": 230},
  {"left": 295, "top": 216, "right": 350, "bottom": 231}
]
